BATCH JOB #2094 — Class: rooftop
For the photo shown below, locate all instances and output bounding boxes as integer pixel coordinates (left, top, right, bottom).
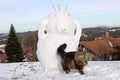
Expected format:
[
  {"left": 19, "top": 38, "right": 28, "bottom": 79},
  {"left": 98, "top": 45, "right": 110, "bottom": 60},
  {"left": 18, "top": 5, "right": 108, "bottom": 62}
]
[{"left": 81, "top": 37, "right": 120, "bottom": 55}]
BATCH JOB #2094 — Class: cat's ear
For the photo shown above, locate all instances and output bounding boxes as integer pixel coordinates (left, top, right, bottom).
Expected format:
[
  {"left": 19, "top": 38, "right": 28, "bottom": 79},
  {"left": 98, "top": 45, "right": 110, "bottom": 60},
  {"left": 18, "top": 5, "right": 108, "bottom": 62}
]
[
  {"left": 82, "top": 48, "right": 86, "bottom": 53},
  {"left": 77, "top": 47, "right": 82, "bottom": 52}
]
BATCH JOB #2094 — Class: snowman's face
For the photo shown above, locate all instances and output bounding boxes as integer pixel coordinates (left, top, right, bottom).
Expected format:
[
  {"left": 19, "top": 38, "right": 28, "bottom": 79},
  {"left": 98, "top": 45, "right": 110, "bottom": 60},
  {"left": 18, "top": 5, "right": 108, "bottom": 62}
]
[{"left": 47, "top": 11, "right": 76, "bottom": 34}]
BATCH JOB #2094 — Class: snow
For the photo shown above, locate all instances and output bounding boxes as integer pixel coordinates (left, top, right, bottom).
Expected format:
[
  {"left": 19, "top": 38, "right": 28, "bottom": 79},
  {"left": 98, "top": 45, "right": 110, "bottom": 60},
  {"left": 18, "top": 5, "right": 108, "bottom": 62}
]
[
  {"left": 0, "top": 61, "right": 120, "bottom": 80},
  {"left": 37, "top": 10, "right": 81, "bottom": 72},
  {"left": 0, "top": 44, "right": 5, "bottom": 48}
]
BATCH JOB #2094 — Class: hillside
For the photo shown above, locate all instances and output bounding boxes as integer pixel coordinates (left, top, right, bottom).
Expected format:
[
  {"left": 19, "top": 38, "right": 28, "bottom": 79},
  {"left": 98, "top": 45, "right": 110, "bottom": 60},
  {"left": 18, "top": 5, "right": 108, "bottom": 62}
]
[
  {"left": 82, "top": 26, "right": 120, "bottom": 33},
  {"left": 81, "top": 26, "right": 120, "bottom": 41},
  {"left": 0, "top": 61, "right": 119, "bottom": 80}
]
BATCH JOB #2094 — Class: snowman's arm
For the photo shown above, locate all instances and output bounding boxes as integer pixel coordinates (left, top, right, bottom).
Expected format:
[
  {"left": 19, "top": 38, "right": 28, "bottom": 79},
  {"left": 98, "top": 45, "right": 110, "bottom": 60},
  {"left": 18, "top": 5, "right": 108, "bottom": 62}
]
[
  {"left": 38, "top": 19, "right": 48, "bottom": 40},
  {"left": 74, "top": 19, "right": 82, "bottom": 47}
]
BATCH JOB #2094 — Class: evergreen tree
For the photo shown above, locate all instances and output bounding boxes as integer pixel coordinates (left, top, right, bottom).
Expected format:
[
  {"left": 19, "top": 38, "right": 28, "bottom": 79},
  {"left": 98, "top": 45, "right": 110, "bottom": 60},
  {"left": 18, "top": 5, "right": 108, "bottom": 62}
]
[{"left": 5, "top": 24, "right": 24, "bottom": 62}]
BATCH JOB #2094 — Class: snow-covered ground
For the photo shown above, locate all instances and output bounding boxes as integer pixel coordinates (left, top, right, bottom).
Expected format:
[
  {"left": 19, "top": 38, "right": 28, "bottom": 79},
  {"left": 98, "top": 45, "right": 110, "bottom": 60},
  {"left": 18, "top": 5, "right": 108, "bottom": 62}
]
[{"left": 0, "top": 61, "right": 120, "bottom": 80}]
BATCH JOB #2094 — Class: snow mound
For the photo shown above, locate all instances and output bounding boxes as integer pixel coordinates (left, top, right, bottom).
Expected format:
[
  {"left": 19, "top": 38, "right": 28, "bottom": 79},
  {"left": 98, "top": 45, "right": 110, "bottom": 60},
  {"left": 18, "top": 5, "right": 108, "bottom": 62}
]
[{"left": 0, "top": 61, "right": 120, "bottom": 80}]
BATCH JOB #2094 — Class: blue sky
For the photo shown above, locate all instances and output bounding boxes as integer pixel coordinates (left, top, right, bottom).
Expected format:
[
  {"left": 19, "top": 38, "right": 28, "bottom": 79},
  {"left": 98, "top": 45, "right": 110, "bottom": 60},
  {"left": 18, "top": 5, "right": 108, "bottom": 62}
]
[{"left": 0, "top": 0, "right": 120, "bottom": 33}]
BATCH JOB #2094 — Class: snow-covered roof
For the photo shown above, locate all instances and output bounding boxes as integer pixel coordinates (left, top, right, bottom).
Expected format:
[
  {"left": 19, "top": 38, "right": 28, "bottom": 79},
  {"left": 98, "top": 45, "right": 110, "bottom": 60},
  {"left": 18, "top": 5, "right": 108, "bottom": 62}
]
[{"left": 0, "top": 44, "right": 5, "bottom": 48}]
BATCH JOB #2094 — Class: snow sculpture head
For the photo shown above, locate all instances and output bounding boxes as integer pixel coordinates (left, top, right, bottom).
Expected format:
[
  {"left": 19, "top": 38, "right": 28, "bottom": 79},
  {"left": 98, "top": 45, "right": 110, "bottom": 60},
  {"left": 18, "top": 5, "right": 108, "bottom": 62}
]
[
  {"left": 38, "top": 11, "right": 81, "bottom": 43},
  {"left": 37, "top": 10, "right": 82, "bottom": 73},
  {"left": 47, "top": 11, "right": 75, "bottom": 34}
]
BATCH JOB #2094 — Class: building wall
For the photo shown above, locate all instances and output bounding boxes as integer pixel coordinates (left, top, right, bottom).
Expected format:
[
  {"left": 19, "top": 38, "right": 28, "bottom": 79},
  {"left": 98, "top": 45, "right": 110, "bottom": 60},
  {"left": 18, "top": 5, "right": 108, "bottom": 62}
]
[
  {"left": 24, "top": 52, "right": 37, "bottom": 62},
  {"left": 0, "top": 53, "right": 7, "bottom": 63},
  {"left": 0, "top": 58, "right": 1, "bottom": 62},
  {"left": 86, "top": 51, "right": 104, "bottom": 61},
  {"left": 86, "top": 52, "right": 95, "bottom": 61}
]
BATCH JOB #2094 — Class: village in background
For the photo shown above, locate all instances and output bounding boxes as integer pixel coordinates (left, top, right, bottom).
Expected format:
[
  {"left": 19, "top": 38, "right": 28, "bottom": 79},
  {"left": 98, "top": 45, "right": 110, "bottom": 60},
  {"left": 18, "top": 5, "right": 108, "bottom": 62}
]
[{"left": 0, "top": 25, "right": 120, "bottom": 62}]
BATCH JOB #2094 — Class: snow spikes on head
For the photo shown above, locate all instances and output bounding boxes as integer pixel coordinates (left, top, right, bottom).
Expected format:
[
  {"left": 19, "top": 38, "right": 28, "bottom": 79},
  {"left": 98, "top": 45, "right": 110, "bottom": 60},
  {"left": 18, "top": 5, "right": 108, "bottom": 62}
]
[{"left": 51, "top": 4, "right": 69, "bottom": 11}]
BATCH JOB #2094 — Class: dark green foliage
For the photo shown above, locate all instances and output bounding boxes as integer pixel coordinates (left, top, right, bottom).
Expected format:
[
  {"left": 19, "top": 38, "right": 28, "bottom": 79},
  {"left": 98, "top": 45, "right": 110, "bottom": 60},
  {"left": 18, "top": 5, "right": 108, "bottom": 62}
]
[{"left": 5, "top": 24, "right": 24, "bottom": 62}]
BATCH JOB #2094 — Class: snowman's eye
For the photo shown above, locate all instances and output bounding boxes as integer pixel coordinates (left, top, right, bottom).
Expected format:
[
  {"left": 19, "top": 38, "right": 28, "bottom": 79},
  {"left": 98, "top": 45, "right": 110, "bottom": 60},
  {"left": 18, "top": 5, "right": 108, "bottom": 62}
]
[
  {"left": 44, "top": 30, "right": 47, "bottom": 34},
  {"left": 74, "top": 28, "right": 76, "bottom": 35},
  {"left": 68, "top": 14, "right": 70, "bottom": 16}
]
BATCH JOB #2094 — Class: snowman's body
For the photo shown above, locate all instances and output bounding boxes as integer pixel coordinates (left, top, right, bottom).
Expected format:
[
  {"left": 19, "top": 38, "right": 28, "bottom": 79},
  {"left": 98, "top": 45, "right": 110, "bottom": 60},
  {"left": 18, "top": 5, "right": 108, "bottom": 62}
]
[{"left": 37, "top": 11, "right": 81, "bottom": 72}]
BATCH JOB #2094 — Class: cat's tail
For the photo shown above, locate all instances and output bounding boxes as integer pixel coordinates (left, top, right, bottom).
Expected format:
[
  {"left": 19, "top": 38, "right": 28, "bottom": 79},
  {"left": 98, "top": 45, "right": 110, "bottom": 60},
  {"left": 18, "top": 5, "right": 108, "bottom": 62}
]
[{"left": 57, "top": 43, "right": 67, "bottom": 58}]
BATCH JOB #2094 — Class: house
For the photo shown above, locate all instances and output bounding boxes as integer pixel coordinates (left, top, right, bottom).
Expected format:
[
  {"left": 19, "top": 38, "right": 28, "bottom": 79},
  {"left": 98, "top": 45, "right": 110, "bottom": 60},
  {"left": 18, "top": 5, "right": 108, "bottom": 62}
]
[
  {"left": 80, "top": 36, "right": 120, "bottom": 61},
  {"left": 0, "top": 44, "right": 7, "bottom": 63},
  {"left": 22, "top": 47, "right": 37, "bottom": 62},
  {"left": 0, "top": 50, "right": 7, "bottom": 63}
]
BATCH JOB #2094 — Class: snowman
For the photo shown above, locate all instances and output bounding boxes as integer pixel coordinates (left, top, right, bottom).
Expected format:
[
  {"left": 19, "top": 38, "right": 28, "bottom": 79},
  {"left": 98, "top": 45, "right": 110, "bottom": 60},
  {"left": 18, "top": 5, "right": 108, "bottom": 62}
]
[{"left": 37, "top": 10, "right": 82, "bottom": 73}]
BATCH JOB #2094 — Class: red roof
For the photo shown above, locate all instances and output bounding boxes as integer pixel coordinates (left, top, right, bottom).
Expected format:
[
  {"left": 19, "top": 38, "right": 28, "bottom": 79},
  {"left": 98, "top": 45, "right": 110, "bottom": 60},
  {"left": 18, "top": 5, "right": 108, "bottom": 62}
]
[
  {"left": 80, "top": 38, "right": 120, "bottom": 55},
  {"left": 22, "top": 47, "right": 34, "bottom": 54},
  {"left": 109, "top": 38, "right": 120, "bottom": 47},
  {"left": 0, "top": 51, "right": 7, "bottom": 63}
]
